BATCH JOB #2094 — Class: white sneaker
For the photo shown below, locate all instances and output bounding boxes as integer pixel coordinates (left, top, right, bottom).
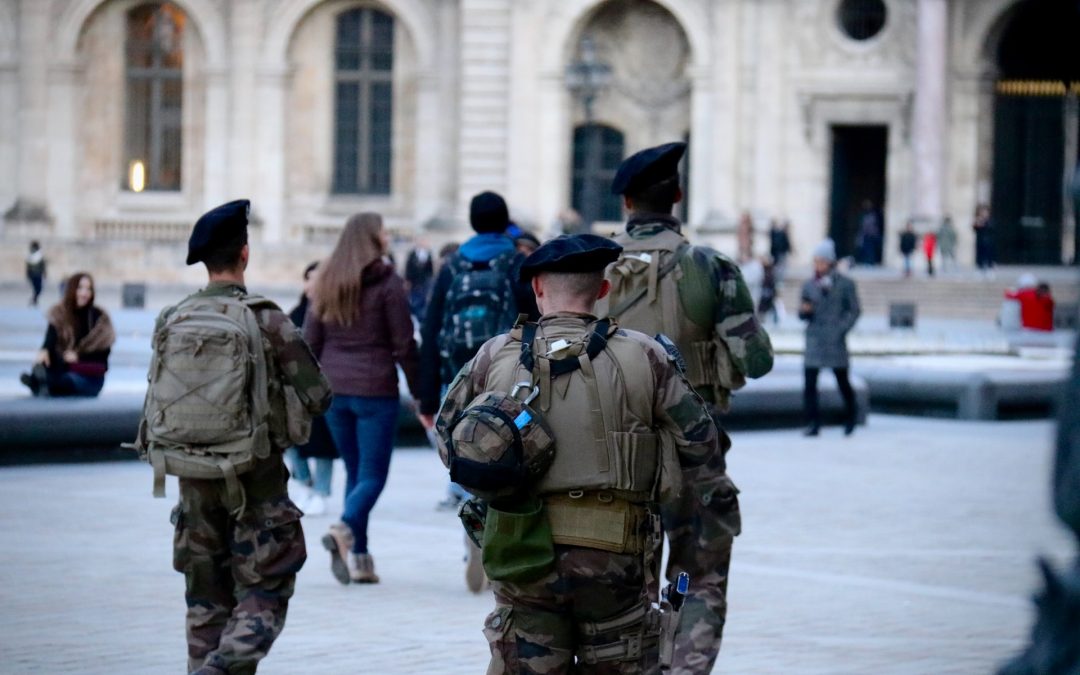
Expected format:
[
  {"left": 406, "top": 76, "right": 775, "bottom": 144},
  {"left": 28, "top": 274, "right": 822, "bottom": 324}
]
[
  {"left": 305, "top": 493, "right": 327, "bottom": 517},
  {"left": 290, "top": 481, "right": 312, "bottom": 508}
]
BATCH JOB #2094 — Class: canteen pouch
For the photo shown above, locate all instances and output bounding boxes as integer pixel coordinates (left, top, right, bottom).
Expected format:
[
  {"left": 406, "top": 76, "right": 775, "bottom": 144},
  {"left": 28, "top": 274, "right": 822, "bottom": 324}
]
[{"left": 482, "top": 496, "right": 555, "bottom": 583}]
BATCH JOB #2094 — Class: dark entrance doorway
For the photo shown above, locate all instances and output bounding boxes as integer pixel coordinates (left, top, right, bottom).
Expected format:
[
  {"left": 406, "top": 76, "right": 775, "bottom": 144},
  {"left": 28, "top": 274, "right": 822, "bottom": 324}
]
[
  {"left": 828, "top": 125, "right": 888, "bottom": 263},
  {"left": 991, "top": 0, "right": 1080, "bottom": 265},
  {"left": 572, "top": 124, "right": 624, "bottom": 227}
]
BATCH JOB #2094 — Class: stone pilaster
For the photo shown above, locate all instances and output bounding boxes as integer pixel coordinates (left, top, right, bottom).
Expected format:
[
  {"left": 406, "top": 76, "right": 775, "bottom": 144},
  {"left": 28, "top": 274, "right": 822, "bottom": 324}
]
[
  {"left": 254, "top": 66, "right": 289, "bottom": 243},
  {"left": 912, "top": 0, "right": 948, "bottom": 225}
]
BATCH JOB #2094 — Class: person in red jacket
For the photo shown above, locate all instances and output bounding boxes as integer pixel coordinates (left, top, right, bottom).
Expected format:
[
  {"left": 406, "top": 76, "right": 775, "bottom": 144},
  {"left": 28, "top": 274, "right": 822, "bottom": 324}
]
[{"left": 1005, "top": 275, "right": 1055, "bottom": 331}]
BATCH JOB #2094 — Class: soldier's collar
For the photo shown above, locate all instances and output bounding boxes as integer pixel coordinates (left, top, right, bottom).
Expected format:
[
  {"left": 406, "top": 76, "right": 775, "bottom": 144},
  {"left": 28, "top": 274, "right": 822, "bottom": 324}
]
[
  {"left": 538, "top": 311, "right": 598, "bottom": 325},
  {"left": 205, "top": 280, "right": 248, "bottom": 293},
  {"left": 625, "top": 213, "right": 682, "bottom": 236}
]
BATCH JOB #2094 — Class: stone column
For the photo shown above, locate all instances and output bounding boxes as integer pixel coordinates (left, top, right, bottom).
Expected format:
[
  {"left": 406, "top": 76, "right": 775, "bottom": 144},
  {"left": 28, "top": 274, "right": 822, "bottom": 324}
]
[
  {"left": 45, "top": 62, "right": 82, "bottom": 238},
  {"left": 254, "top": 67, "right": 289, "bottom": 243},
  {"left": 687, "top": 69, "right": 713, "bottom": 229},
  {"left": 413, "top": 72, "right": 445, "bottom": 226},
  {"left": 912, "top": 0, "right": 948, "bottom": 225},
  {"left": 11, "top": 2, "right": 51, "bottom": 223}
]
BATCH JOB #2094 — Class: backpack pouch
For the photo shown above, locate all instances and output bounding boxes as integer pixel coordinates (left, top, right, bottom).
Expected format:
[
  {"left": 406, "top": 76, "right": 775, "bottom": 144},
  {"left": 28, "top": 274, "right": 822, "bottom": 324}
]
[{"left": 482, "top": 496, "right": 555, "bottom": 583}]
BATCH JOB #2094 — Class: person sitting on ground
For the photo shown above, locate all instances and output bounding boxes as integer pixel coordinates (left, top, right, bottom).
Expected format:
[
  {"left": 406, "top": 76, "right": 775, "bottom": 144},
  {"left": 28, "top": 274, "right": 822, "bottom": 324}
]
[
  {"left": 1005, "top": 274, "right": 1055, "bottom": 332},
  {"left": 21, "top": 272, "right": 115, "bottom": 398}
]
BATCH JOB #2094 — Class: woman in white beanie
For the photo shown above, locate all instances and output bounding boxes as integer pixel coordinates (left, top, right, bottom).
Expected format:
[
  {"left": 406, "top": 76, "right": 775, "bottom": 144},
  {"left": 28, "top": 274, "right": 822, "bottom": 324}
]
[{"left": 799, "top": 239, "right": 861, "bottom": 436}]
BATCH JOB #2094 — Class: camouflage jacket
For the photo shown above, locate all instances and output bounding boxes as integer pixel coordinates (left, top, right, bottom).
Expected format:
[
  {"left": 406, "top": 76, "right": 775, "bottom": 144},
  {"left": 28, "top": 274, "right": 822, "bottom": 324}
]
[
  {"left": 154, "top": 281, "right": 333, "bottom": 450},
  {"left": 623, "top": 216, "right": 774, "bottom": 385},
  {"left": 435, "top": 312, "right": 728, "bottom": 504}
]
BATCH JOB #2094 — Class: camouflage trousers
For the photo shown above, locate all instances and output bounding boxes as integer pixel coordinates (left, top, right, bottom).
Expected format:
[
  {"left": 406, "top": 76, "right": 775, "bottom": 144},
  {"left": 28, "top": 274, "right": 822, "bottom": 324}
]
[
  {"left": 172, "top": 458, "right": 306, "bottom": 675},
  {"left": 485, "top": 546, "right": 660, "bottom": 675},
  {"left": 661, "top": 471, "right": 740, "bottom": 675}
]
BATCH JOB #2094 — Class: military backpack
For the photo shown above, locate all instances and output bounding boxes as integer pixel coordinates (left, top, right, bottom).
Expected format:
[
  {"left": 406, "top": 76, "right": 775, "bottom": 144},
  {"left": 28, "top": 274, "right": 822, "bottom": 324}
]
[
  {"left": 136, "top": 292, "right": 280, "bottom": 514},
  {"left": 599, "top": 227, "right": 746, "bottom": 410}
]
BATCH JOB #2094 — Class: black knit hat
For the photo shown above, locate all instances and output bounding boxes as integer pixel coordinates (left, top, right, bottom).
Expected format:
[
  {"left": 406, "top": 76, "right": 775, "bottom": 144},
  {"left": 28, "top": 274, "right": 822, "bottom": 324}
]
[{"left": 470, "top": 191, "right": 510, "bottom": 234}]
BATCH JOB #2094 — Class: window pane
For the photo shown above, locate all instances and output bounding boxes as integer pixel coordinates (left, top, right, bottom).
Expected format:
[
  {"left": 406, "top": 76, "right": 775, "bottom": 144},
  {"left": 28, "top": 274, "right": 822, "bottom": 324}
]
[
  {"left": 333, "top": 82, "right": 360, "bottom": 193},
  {"left": 571, "top": 125, "right": 624, "bottom": 224},
  {"left": 125, "top": 3, "right": 184, "bottom": 192},
  {"left": 336, "top": 9, "right": 362, "bottom": 71},
  {"left": 371, "top": 11, "right": 395, "bottom": 72},
  {"left": 369, "top": 82, "right": 393, "bottom": 194}
]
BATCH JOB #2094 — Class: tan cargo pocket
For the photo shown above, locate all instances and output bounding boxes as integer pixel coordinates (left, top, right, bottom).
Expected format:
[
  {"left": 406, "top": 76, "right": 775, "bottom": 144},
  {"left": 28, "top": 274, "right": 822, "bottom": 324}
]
[
  {"left": 232, "top": 497, "right": 306, "bottom": 586},
  {"left": 610, "top": 431, "right": 659, "bottom": 493},
  {"left": 483, "top": 606, "right": 519, "bottom": 672},
  {"left": 697, "top": 475, "right": 742, "bottom": 548},
  {"left": 714, "top": 339, "right": 747, "bottom": 392},
  {"left": 546, "top": 493, "right": 645, "bottom": 554}
]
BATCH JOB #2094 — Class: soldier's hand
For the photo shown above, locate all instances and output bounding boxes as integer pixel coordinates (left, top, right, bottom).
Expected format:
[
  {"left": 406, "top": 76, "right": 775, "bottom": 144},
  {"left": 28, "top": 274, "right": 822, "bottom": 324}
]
[
  {"left": 63, "top": 350, "right": 78, "bottom": 364},
  {"left": 418, "top": 413, "right": 435, "bottom": 430}
]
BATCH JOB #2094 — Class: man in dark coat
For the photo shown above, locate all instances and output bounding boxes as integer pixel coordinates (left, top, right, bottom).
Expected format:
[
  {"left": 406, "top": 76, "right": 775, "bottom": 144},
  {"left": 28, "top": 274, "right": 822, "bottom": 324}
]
[{"left": 799, "top": 239, "right": 861, "bottom": 436}]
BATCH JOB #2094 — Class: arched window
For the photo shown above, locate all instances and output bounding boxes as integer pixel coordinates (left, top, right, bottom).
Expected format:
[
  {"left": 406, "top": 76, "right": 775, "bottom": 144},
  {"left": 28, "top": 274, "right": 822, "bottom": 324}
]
[
  {"left": 572, "top": 125, "right": 624, "bottom": 225},
  {"left": 124, "top": 3, "right": 185, "bottom": 192},
  {"left": 332, "top": 7, "right": 394, "bottom": 195}
]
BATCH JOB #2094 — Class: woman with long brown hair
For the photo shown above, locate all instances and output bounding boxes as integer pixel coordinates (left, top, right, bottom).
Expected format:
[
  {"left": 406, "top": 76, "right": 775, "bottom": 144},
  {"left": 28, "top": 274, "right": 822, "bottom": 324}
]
[
  {"left": 304, "top": 212, "right": 420, "bottom": 585},
  {"left": 20, "top": 271, "right": 115, "bottom": 397}
]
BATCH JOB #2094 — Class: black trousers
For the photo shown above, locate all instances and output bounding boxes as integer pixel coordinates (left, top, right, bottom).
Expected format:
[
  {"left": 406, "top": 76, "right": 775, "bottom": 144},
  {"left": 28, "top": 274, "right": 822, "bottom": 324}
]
[{"left": 804, "top": 367, "right": 857, "bottom": 428}]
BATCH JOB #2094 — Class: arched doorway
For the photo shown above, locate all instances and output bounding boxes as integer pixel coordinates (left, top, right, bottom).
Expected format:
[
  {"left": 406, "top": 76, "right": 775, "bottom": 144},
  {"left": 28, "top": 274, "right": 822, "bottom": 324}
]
[
  {"left": 991, "top": 1, "right": 1080, "bottom": 265},
  {"left": 565, "top": 0, "right": 692, "bottom": 228}
]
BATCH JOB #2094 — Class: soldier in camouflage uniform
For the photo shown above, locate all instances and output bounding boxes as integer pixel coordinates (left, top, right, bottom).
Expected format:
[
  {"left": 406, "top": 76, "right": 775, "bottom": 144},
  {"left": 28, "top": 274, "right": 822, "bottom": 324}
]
[
  {"left": 158, "top": 200, "right": 333, "bottom": 675},
  {"left": 436, "top": 234, "right": 727, "bottom": 674},
  {"left": 601, "top": 144, "right": 774, "bottom": 675}
]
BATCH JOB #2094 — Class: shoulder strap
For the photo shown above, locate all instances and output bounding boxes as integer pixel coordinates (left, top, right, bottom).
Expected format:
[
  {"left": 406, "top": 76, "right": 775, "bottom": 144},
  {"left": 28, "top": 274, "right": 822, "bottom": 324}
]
[
  {"left": 517, "top": 319, "right": 611, "bottom": 378},
  {"left": 608, "top": 244, "right": 690, "bottom": 318}
]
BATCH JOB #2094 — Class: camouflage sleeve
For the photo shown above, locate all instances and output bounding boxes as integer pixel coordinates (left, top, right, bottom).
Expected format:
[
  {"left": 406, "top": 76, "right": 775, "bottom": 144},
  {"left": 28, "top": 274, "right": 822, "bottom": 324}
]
[
  {"left": 644, "top": 340, "right": 722, "bottom": 477},
  {"left": 710, "top": 253, "right": 774, "bottom": 379},
  {"left": 434, "top": 335, "right": 508, "bottom": 467},
  {"left": 257, "top": 306, "right": 333, "bottom": 416}
]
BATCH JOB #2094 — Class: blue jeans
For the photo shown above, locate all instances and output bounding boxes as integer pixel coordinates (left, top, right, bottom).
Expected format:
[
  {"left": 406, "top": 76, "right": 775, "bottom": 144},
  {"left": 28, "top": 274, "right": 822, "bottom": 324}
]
[
  {"left": 46, "top": 370, "right": 104, "bottom": 397},
  {"left": 323, "top": 395, "right": 399, "bottom": 554},
  {"left": 285, "top": 448, "right": 333, "bottom": 497}
]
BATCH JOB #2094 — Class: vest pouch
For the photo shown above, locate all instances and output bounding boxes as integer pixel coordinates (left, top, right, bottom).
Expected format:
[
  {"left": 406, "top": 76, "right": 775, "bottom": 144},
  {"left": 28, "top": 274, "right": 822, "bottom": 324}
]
[
  {"left": 714, "top": 338, "right": 747, "bottom": 392},
  {"left": 482, "top": 496, "right": 555, "bottom": 583},
  {"left": 546, "top": 492, "right": 648, "bottom": 554},
  {"left": 610, "top": 431, "right": 659, "bottom": 496}
]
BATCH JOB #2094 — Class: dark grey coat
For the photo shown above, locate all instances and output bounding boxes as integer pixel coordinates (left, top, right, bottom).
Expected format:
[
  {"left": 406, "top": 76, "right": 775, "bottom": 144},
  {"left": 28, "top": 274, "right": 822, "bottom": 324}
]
[{"left": 799, "top": 272, "right": 860, "bottom": 369}]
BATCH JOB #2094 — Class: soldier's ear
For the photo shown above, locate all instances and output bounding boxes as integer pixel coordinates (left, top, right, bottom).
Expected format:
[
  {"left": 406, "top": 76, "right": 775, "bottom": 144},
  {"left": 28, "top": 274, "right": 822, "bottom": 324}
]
[
  {"left": 674, "top": 186, "right": 684, "bottom": 205},
  {"left": 623, "top": 195, "right": 634, "bottom": 211},
  {"left": 596, "top": 279, "right": 611, "bottom": 301}
]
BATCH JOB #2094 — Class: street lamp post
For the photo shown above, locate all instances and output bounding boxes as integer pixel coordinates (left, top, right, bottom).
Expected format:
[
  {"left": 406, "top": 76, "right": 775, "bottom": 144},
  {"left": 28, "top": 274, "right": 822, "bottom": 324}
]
[{"left": 565, "top": 37, "right": 613, "bottom": 229}]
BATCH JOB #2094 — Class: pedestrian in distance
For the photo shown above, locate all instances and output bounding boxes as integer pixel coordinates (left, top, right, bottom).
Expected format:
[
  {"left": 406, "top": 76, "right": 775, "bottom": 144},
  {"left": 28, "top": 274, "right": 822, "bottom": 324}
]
[
  {"left": 923, "top": 227, "right": 937, "bottom": 277},
  {"left": 304, "top": 213, "right": 421, "bottom": 585},
  {"left": 404, "top": 241, "right": 435, "bottom": 323},
  {"left": 436, "top": 233, "right": 730, "bottom": 674},
  {"left": 417, "top": 191, "right": 540, "bottom": 592},
  {"left": 135, "top": 199, "right": 332, "bottom": 675},
  {"left": 899, "top": 221, "right": 918, "bottom": 278},
  {"left": 598, "top": 141, "right": 774, "bottom": 675},
  {"left": 800, "top": 239, "right": 861, "bottom": 437},
  {"left": 25, "top": 241, "right": 46, "bottom": 306},
  {"left": 973, "top": 204, "right": 996, "bottom": 275},
  {"left": 20, "top": 271, "right": 114, "bottom": 398},
  {"left": 769, "top": 219, "right": 792, "bottom": 284},
  {"left": 856, "top": 200, "right": 884, "bottom": 266},
  {"left": 285, "top": 261, "right": 338, "bottom": 517},
  {"left": 937, "top": 216, "right": 957, "bottom": 273}
]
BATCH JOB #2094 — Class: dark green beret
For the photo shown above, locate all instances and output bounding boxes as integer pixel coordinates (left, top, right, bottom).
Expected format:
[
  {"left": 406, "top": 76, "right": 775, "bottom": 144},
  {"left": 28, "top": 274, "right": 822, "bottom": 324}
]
[
  {"left": 610, "top": 142, "right": 686, "bottom": 196},
  {"left": 519, "top": 234, "right": 622, "bottom": 281},
  {"left": 186, "top": 199, "right": 250, "bottom": 265}
]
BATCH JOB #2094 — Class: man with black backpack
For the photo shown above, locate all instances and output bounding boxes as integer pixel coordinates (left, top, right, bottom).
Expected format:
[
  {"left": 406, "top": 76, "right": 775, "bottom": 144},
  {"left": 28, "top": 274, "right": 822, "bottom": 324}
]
[
  {"left": 136, "top": 200, "right": 332, "bottom": 675},
  {"left": 599, "top": 143, "right": 774, "bottom": 675},
  {"left": 418, "top": 190, "right": 539, "bottom": 591}
]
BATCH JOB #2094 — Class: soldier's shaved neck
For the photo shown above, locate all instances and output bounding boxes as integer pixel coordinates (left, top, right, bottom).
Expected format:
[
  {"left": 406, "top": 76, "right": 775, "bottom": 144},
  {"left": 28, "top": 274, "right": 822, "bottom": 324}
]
[
  {"left": 207, "top": 245, "right": 249, "bottom": 286},
  {"left": 532, "top": 272, "right": 610, "bottom": 315}
]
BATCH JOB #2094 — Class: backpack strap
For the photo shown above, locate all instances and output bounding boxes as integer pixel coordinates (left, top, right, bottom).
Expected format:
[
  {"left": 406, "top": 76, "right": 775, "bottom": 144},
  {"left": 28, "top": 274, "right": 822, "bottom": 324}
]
[{"left": 608, "top": 244, "right": 690, "bottom": 318}]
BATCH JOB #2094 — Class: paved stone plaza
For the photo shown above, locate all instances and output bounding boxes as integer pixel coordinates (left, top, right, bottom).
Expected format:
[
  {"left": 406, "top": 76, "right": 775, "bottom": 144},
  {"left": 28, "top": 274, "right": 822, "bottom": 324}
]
[{"left": 0, "top": 414, "right": 1072, "bottom": 674}]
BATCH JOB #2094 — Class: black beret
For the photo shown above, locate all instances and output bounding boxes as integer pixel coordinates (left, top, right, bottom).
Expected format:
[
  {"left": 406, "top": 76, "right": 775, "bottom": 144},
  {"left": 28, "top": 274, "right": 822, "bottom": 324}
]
[
  {"left": 186, "top": 199, "right": 251, "bottom": 265},
  {"left": 519, "top": 234, "right": 622, "bottom": 281},
  {"left": 610, "top": 142, "right": 686, "bottom": 196},
  {"left": 470, "top": 191, "right": 510, "bottom": 234}
]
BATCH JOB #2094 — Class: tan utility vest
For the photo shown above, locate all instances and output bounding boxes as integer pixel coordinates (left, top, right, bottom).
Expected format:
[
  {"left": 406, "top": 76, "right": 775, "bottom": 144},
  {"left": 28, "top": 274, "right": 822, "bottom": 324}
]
[
  {"left": 599, "top": 227, "right": 745, "bottom": 410},
  {"left": 485, "top": 316, "right": 662, "bottom": 503}
]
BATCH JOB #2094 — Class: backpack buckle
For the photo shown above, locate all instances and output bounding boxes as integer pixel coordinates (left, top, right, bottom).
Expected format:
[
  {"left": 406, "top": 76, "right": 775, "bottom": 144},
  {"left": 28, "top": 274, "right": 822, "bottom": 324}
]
[{"left": 510, "top": 381, "right": 539, "bottom": 406}]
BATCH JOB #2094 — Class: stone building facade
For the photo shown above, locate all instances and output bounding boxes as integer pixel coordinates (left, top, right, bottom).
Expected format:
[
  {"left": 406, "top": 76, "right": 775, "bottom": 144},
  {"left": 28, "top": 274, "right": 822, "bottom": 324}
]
[{"left": 0, "top": 0, "right": 1077, "bottom": 286}]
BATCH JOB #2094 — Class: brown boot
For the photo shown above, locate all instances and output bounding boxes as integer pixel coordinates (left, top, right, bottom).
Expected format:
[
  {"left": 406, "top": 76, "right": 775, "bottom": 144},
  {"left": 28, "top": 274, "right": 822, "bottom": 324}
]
[
  {"left": 350, "top": 553, "right": 380, "bottom": 584},
  {"left": 321, "top": 522, "right": 354, "bottom": 585}
]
